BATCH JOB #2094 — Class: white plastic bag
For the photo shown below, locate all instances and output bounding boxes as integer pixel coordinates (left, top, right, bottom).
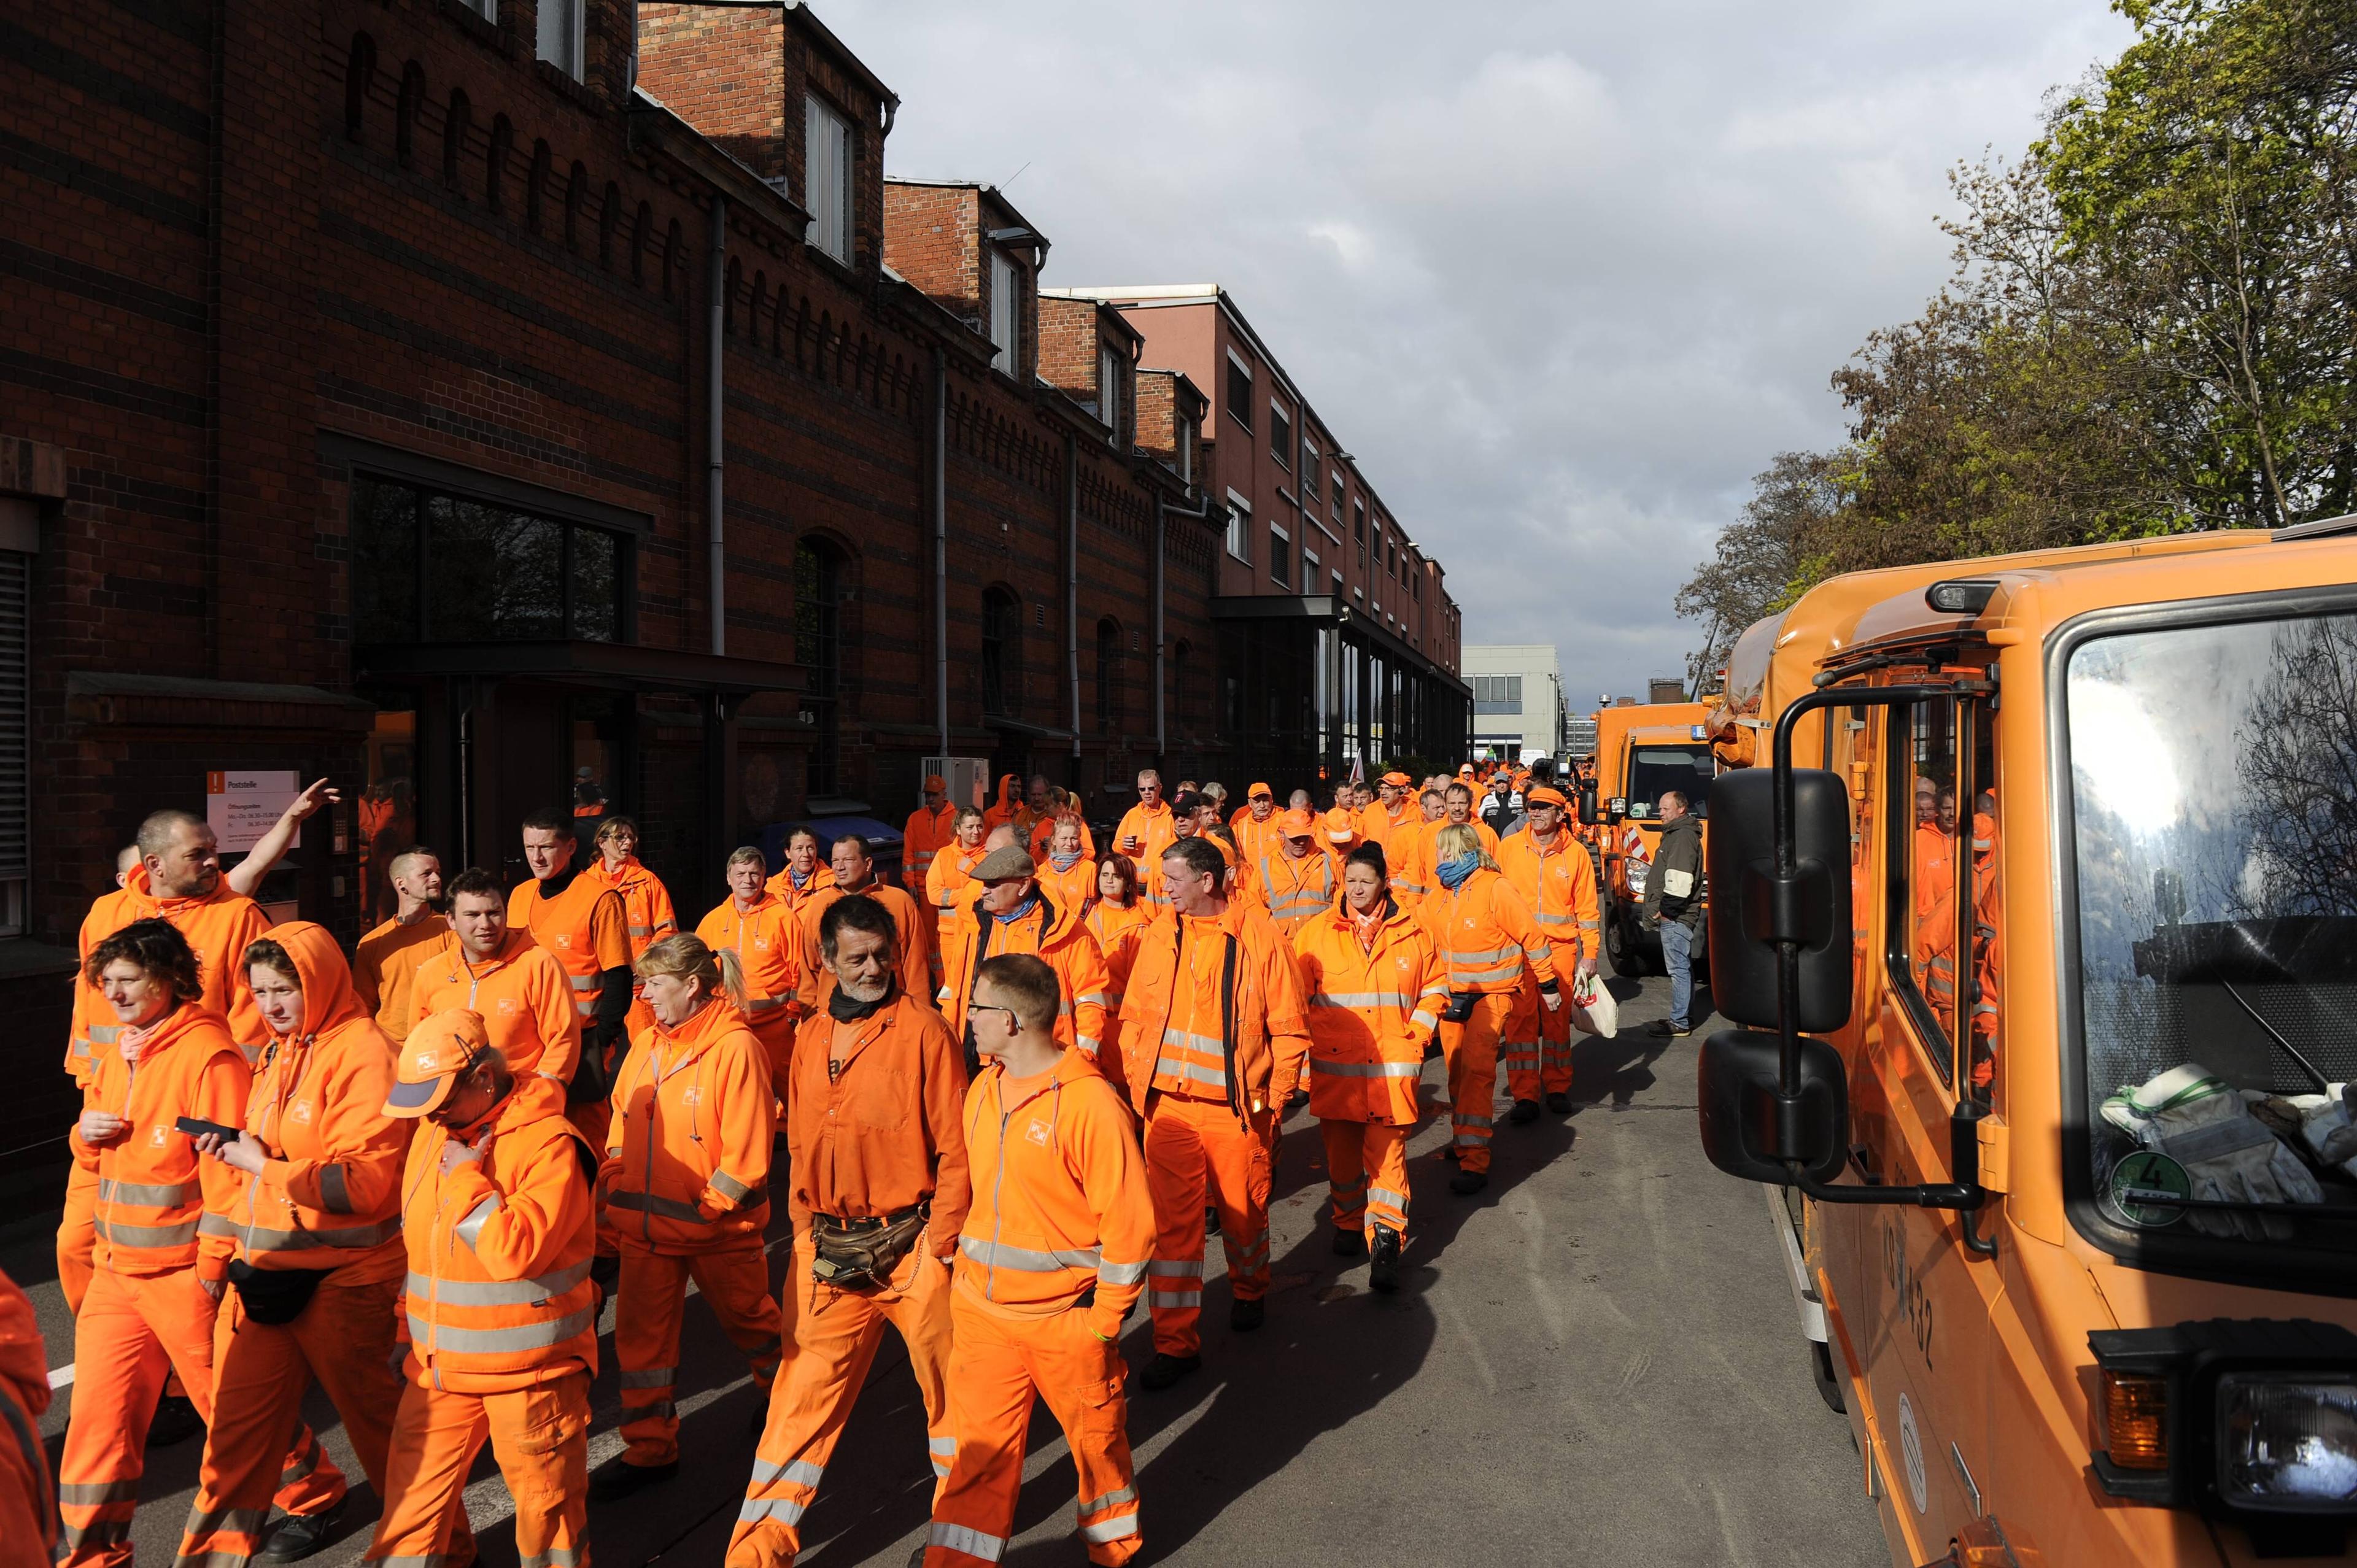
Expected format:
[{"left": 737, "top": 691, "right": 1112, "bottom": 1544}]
[{"left": 1568, "top": 971, "right": 1617, "bottom": 1038}]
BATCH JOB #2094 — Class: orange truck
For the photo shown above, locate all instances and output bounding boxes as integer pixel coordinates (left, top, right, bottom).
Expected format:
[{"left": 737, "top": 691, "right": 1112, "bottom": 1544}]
[
  {"left": 1581, "top": 700, "right": 1715, "bottom": 976},
  {"left": 1695, "top": 519, "right": 2357, "bottom": 1567}
]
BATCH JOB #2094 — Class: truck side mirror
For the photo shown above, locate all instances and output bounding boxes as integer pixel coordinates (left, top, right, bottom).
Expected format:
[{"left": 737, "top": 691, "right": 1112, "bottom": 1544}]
[
  {"left": 1697, "top": 1028, "right": 1849, "bottom": 1183},
  {"left": 1705, "top": 767, "right": 1853, "bottom": 1033},
  {"left": 1577, "top": 786, "right": 1598, "bottom": 826}
]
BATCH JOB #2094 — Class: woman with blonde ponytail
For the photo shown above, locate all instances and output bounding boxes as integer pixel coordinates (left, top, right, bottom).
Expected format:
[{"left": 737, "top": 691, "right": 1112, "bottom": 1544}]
[{"left": 592, "top": 933, "right": 784, "bottom": 1500}]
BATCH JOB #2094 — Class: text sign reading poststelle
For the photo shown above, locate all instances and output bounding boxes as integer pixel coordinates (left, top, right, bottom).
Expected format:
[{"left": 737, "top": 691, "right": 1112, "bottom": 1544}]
[{"left": 206, "top": 770, "right": 298, "bottom": 853}]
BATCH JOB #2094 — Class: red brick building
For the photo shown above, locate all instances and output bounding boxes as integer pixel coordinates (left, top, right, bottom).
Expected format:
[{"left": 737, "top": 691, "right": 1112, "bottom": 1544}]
[{"left": 0, "top": 0, "right": 1459, "bottom": 1198}]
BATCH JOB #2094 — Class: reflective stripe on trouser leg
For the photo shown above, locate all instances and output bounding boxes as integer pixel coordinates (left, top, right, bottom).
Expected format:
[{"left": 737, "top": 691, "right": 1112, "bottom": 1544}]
[
  {"left": 1320, "top": 1119, "right": 1369, "bottom": 1232},
  {"left": 1363, "top": 1124, "right": 1412, "bottom": 1245},
  {"left": 274, "top": 1420, "right": 349, "bottom": 1519},
  {"left": 1446, "top": 995, "right": 1507, "bottom": 1173},
  {"left": 1537, "top": 975, "right": 1576, "bottom": 1095},
  {"left": 1505, "top": 975, "right": 1546, "bottom": 1103},
  {"left": 929, "top": 1294, "right": 1142, "bottom": 1568},
  {"left": 617, "top": 1249, "right": 690, "bottom": 1467},
  {"left": 729, "top": 1238, "right": 954, "bottom": 1568},
  {"left": 61, "top": 1267, "right": 218, "bottom": 1567},
  {"left": 1143, "top": 1094, "right": 1212, "bottom": 1358}
]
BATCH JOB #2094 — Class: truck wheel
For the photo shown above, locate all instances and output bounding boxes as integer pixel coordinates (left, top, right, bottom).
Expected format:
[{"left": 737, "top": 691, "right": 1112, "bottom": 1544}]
[
  {"left": 1811, "top": 1340, "right": 1846, "bottom": 1414},
  {"left": 1606, "top": 910, "right": 1646, "bottom": 978}
]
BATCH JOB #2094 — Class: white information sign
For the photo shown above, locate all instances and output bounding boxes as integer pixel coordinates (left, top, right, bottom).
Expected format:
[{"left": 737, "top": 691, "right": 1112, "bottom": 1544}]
[{"left": 206, "top": 770, "right": 298, "bottom": 853}]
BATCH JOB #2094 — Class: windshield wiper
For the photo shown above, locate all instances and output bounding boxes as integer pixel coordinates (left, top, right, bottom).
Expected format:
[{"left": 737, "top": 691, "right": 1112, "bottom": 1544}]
[{"left": 2219, "top": 980, "right": 2332, "bottom": 1093}]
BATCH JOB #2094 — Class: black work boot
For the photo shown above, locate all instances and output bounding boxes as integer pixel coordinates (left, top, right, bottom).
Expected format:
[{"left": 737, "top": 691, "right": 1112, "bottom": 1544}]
[
  {"left": 256, "top": 1499, "right": 347, "bottom": 1564},
  {"left": 1140, "top": 1352, "right": 1201, "bottom": 1390},
  {"left": 1449, "top": 1167, "right": 1490, "bottom": 1196},
  {"left": 1229, "top": 1296, "right": 1266, "bottom": 1332},
  {"left": 1331, "top": 1227, "right": 1366, "bottom": 1257},
  {"left": 148, "top": 1391, "right": 204, "bottom": 1447},
  {"left": 590, "top": 1458, "right": 679, "bottom": 1502},
  {"left": 1546, "top": 1092, "right": 1574, "bottom": 1114},
  {"left": 1204, "top": 1203, "right": 1221, "bottom": 1235},
  {"left": 1508, "top": 1097, "right": 1541, "bottom": 1125},
  {"left": 1368, "top": 1227, "right": 1403, "bottom": 1294}
]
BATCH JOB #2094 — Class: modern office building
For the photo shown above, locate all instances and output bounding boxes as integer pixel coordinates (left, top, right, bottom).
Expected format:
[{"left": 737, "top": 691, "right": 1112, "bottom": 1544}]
[{"left": 1465, "top": 644, "right": 1566, "bottom": 761}]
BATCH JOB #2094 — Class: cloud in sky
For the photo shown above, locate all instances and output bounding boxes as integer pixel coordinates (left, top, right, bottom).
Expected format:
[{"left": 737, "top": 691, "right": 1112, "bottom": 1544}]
[{"left": 818, "top": 0, "right": 2137, "bottom": 701}]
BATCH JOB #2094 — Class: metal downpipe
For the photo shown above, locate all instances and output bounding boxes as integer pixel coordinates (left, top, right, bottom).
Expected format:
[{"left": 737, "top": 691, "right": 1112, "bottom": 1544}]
[{"left": 706, "top": 191, "right": 727, "bottom": 656}]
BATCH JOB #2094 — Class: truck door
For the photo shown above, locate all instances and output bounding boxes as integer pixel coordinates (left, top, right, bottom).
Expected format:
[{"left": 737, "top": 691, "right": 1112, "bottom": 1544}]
[{"left": 1835, "top": 688, "right": 2004, "bottom": 1559}]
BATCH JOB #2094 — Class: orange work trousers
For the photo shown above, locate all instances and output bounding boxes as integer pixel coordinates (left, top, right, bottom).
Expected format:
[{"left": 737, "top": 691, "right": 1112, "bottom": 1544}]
[
  {"left": 1143, "top": 1093, "right": 1272, "bottom": 1359},
  {"left": 57, "top": 1164, "right": 96, "bottom": 1314},
  {"left": 1320, "top": 1120, "right": 1411, "bottom": 1244},
  {"left": 1506, "top": 973, "right": 1575, "bottom": 1102},
  {"left": 56, "top": 1269, "right": 346, "bottom": 1566},
  {"left": 1438, "top": 992, "right": 1523, "bottom": 1175},
  {"left": 924, "top": 1295, "right": 1140, "bottom": 1567},
  {"left": 616, "top": 1240, "right": 783, "bottom": 1467},
  {"left": 368, "top": 1370, "right": 590, "bottom": 1568},
  {"left": 730, "top": 1239, "right": 955, "bottom": 1568},
  {"left": 176, "top": 1264, "right": 406, "bottom": 1564}
]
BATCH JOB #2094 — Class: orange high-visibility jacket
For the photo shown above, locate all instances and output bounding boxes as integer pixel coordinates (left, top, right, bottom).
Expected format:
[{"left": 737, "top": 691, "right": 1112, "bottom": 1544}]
[
  {"left": 352, "top": 914, "right": 453, "bottom": 1042},
  {"left": 795, "top": 882, "right": 931, "bottom": 1011},
  {"left": 72, "top": 1003, "right": 250, "bottom": 1281},
  {"left": 1253, "top": 844, "right": 1340, "bottom": 940},
  {"left": 1322, "top": 806, "right": 1364, "bottom": 855},
  {"left": 412, "top": 929, "right": 582, "bottom": 1086},
  {"left": 1027, "top": 814, "right": 1096, "bottom": 864},
  {"left": 64, "top": 885, "right": 138, "bottom": 1082},
  {"left": 1419, "top": 868, "right": 1557, "bottom": 995},
  {"left": 75, "top": 870, "right": 271, "bottom": 1069},
  {"left": 587, "top": 855, "right": 678, "bottom": 959},
  {"left": 926, "top": 843, "right": 985, "bottom": 912},
  {"left": 694, "top": 894, "right": 808, "bottom": 1057},
  {"left": 782, "top": 993, "right": 970, "bottom": 1246},
  {"left": 0, "top": 1268, "right": 55, "bottom": 1564},
  {"left": 1233, "top": 810, "right": 1283, "bottom": 865},
  {"left": 1085, "top": 898, "right": 1150, "bottom": 1082},
  {"left": 764, "top": 861, "right": 837, "bottom": 914},
  {"left": 954, "top": 1048, "right": 1154, "bottom": 1340},
  {"left": 200, "top": 923, "right": 408, "bottom": 1275},
  {"left": 982, "top": 776, "right": 1021, "bottom": 833},
  {"left": 1294, "top": 900, "right": 1450, "bottom": 1126},
  {"left": 1116, "top": 903, "right": 1310, "bottom": 1119},
  {"left": 1385, "top": 817, "right": 1441, "bottom": 906},
  {"left": 935, "top": 892, "right": 1112, "bottom": 1060},
  {"left": 1496, "top": 827, "right": 1601, "bottom": 968},
  {"left": 399, "top": 1073, "right": 598, "bottom": 1394},
  {"left": 1034, "top": 853, "right": 1096, "bottom": 915},
  {"left": 603, "top": 994, "right": 773, "bottom": 1253},
  {"left": 1357, "top": 801, "right": 1417, "bottom": 856},
  {"left": 1112, "top": 800, "right": 1175, "bottom": 870},
  {"left": 1140, "top": 832, "right": 1244, "bottom": 914},
  {"left": 903, "top": 803, "right": 958, "bottom": 894},
  {"left": 509, "top": 873, "right": 632, "bottom": 1029}
]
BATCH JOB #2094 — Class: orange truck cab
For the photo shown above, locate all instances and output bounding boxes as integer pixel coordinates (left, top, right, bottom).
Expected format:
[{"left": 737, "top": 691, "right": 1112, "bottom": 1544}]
[
  {"left": 1582, "top": 701, "right": 1715, "bottom": 976},
  {"left": 1695, "top": 517, "right": 2357, "bottom": 1568}
]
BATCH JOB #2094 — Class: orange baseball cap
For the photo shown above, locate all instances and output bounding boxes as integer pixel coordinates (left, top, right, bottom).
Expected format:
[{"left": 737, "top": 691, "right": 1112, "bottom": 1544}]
[
  {"left": 924, "top": 773, "right": 948, "bottom": 792},
  {"left": 1323, "top": 807, "right": 1358, "bottom": 843},
  {"left": 1279, "top": 807, "right": 1317, "bottom": 836},
  {"left": 385, "top": 1008, "right": 492, "bottom": 1118},
  {"left": 1248, "top": 782, "right": 1273, "bottom": 800},
  {"left": 1380, "top": 770, "right": 1412, "bottom": 787},
  {"left": 1525, "top": 785, "right": 1569, "bottom": 809}
]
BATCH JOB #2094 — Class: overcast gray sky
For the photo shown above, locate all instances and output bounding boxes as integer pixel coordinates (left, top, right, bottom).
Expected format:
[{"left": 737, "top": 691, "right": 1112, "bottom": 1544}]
[{"left": 822, "top": 0, "right": 2136, "bottom": 703}]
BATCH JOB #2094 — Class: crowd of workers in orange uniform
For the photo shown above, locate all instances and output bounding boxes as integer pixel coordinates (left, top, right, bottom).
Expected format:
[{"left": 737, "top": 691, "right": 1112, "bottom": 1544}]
[{"left": 4, "top": 755, "right": 1606, "bottom": 1568}]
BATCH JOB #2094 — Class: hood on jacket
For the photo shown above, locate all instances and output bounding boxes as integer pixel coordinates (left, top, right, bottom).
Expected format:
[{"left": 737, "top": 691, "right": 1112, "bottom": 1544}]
[
  {"left": 1657, "top": 813, "right": 1702, "bottom": 845},
  {"left": 646, "top": 990, "right": 747, "bottom": 1061},
  {"left": 261, "top": 920, "right": 368, "bottom": 1042}
]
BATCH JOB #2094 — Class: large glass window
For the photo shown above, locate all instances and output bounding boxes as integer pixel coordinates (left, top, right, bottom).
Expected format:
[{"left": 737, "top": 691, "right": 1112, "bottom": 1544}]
[
  {"left": 352, "top": 473, "right": 630, "bottom": 644},
  {"left": 2069, "top": 610, "right": 2357, "bottom": 1254},
  {"left": 981, "top": 587, "right": 1019, "bottom": 716},
  {"left": 1624, "top": 744, "right": 1715, "bottom": 819},
  {"left": 1474, "top": 675, "right": 1522, "bottom": 714}
]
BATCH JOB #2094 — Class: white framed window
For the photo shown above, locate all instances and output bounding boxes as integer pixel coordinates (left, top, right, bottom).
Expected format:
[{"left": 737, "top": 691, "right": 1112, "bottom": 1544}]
[
  {"left": 989, "top": 250, "right": 1020, "bottom": 373},
  {"left": 1098, "top": 342, "right": 1122, "bottom": 436},
  {"left": 1269, "top": 521, "right": 1291, "bottom": 589},
  {"left": 804, "top": 95, "right": 853, "bottom": 265},
  {"left": 1225, "top": 490, "right": 1251, "bottom": 562},
  {"left": 1269, "top": 401, "right": 1292, "bottom": 468},
  {"left": 457, "top": 0, "right": 495, "bottom": 17},
  {"left": 535, "top": 0, "right": 583, "bottom": 79},
  {"left": 1301, "top": 436, "right": 1320, "bottom": 500},
  {"left": 1302, "top": 544, "right": 1320, "bottom": 587}
]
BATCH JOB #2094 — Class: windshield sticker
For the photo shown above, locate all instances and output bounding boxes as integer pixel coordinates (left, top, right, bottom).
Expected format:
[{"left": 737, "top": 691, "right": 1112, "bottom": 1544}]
[{"left": 2102, "top": 1151, "right": 2191, "bottom": 1229}]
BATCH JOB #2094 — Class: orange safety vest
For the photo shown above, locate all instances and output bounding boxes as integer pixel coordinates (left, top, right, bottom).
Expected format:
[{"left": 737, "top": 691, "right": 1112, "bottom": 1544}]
[
  {"left": 1419, "top": 868, "right": 1555, "bottom": 995},
  {"left": 935, "top": 892, "right": 1112, "bottom": 1060},
  {"left": 201, "top": 924, "right": 408, "bottom": 1274},
  {"left": 1254, "top": 844, "right": 1339, "bottom": 939},
  {"left": 603, "top": 994, "right": 773, "bottom": 1253},
  {"left": 1294, "top": 899, "right": 1449, "bottom": 1126},
  {"left": 398, "top": 1073, "right": 598, "bottom": 1394},
  {"left": 1496, "top": 827, "right": 1601, "bottom": 967},
  {"left": 903, "top": 802, "right": 958, "bottom": 892},
  {"left": 74, "top": 1003, "right": 250, "bottom": 1280},
  {"left": 953, "top": 1047, "right": 1154, "bottom": 1327},
  {"left": 765, "top": 861, "right": 838, "bottom": 915}
]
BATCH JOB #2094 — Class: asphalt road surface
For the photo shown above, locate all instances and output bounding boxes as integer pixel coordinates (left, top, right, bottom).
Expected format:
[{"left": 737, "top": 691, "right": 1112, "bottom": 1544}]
[{"left": 8, "top": 970, "right": 1886, "bottom": 1567}]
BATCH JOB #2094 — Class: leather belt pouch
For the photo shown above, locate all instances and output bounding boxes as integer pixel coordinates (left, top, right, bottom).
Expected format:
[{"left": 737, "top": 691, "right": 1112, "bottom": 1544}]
[{"left": 809, "top": 1205, "right": 927, "bottom": 1292}]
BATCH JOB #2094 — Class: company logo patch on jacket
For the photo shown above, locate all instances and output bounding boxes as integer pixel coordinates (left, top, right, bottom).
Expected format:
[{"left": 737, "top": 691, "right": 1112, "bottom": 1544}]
[{"left": 1025, "top": 1118, "right": 1052, "bottom": 1147}]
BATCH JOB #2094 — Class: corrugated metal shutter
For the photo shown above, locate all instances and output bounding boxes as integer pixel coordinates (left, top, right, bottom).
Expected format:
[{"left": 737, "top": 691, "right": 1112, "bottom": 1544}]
[{"left": 0, "top": 550, "right": 29, "bottom": 890}]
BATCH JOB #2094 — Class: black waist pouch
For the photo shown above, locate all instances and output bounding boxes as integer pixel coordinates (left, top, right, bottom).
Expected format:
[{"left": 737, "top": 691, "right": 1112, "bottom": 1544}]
[
  {"left": 228, "top": 1260, "right": 327, "bottom": 1325},
  {"left": 1440, "top": 992, "right": 1479, "bottom": 1024},
  {"left": 809, "top": 1206, "right": 927, "bottom": 1292}
]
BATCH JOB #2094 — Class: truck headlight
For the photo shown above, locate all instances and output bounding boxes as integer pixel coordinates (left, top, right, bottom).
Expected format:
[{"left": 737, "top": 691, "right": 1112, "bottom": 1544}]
[
  {"left": 1625, "top": 860, "right": 1648, "bottom": 897},
  {"left": 2219, "top": 1375, "right": 2357, "bottom": 1512}
]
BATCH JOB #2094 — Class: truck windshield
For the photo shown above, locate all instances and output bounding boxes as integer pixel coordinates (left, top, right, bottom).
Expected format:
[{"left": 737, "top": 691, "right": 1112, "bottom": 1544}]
[
  {"left": 2068, "top": 611, "right": 2357, "bottom": 1250},
  {"left": 1625, "top": 745, "right": 1714, "bottom": 819}
]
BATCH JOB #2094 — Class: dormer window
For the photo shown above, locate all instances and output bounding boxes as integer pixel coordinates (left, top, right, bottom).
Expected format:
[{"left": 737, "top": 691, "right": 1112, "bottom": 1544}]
[
  {"left": 989, "top": 250, "right": 1020, "bottom": 373},
  {"left": 805, "top": 96, "right": 853, "bottom": 265},
  {"left": 1098, "top": 342, "right": 1123, "bottom": 438},
  {"left": 536, "top": 0, "right": 583, "bottom": 79},
  {"left": 1176, "top": 414, "right": 1196, "bottom": 484}
]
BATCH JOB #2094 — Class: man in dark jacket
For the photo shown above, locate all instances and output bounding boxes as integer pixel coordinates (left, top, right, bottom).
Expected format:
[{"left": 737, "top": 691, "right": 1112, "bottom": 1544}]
[
  {"left": 1641, "top": 790, "right": 1704, "bottom": 1037},
  {"left": 1480, "top": 771, "right": 1522, "bottom": 840}
]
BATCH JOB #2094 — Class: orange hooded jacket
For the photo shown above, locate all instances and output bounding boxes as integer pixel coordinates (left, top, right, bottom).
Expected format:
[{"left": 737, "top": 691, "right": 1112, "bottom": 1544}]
[
  {"left": 72, "top": 869, "right": 270, "bottom": 1072},
  {"left": 586, "top": 855, "right": 679, "bottom": 960},
  {"left": 398, "top": 1072, "right": 598, "bottom": 1394},
  {"left": 1293, "top": 898, "right": 1449, "bottom": 1126},
  {"left": 935, "top": 890, "right": 1112, "bottom": 1061},
  {"left": 72, "top": 1001, "right": 250, "bottom": 1281},
  {"left": 64, "top": 886, "right": 138, "bottom": 1083},
  {"left": 602, "top": 994, "right": 773, "bottom": 1253},
  {"left": 694, "top": 892, "right": 807, "bottom": 1068},
  {"left": 1418, "top": 867, "right": 1556, "bottom": 996},
  {"left": 1496, "top": 825, "right": 1601, "bottom": 969},
  {"left": 200, "top": 922, "right": 408, "bottom": 1278},
  {"left": 954, "top": 1048, "right": 1154, "bottom": 1340},
  {"left": 411, "top": 927, "right": 581, "bottom": 1087},
  {"left": 1115, "top": 902, "right": 1310, "bottom": 1119}
]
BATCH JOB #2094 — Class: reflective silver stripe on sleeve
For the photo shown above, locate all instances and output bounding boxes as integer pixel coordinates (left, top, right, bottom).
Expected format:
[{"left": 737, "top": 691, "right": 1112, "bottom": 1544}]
[
  {"left": 1306, "top": 992, "right": 1415, "bottom": 1010},
  {"left": 568, "top": 974, "right": 597, "bottom": 990},
  {"left": 745, "top": 997, "right": 789, "bottom": 1013},
  {"left": 1096, "top": 1257, "right": 1149, "bottom": 1286},
  {"left": 403, "top": 1307, "right": 596, "bottom": 1355},
  {"left": 317, "top": 1163, "right": 352, "bottom": 1215},
  {"left": 454, "top": 1194, "right": 500, "bottom": 1249},
  {"left": 708, "top": 1170, "right": 762, "bottom": 1203},
  {"left": 407, "top": 1261, "right": 592, "bottom": 1306}
]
